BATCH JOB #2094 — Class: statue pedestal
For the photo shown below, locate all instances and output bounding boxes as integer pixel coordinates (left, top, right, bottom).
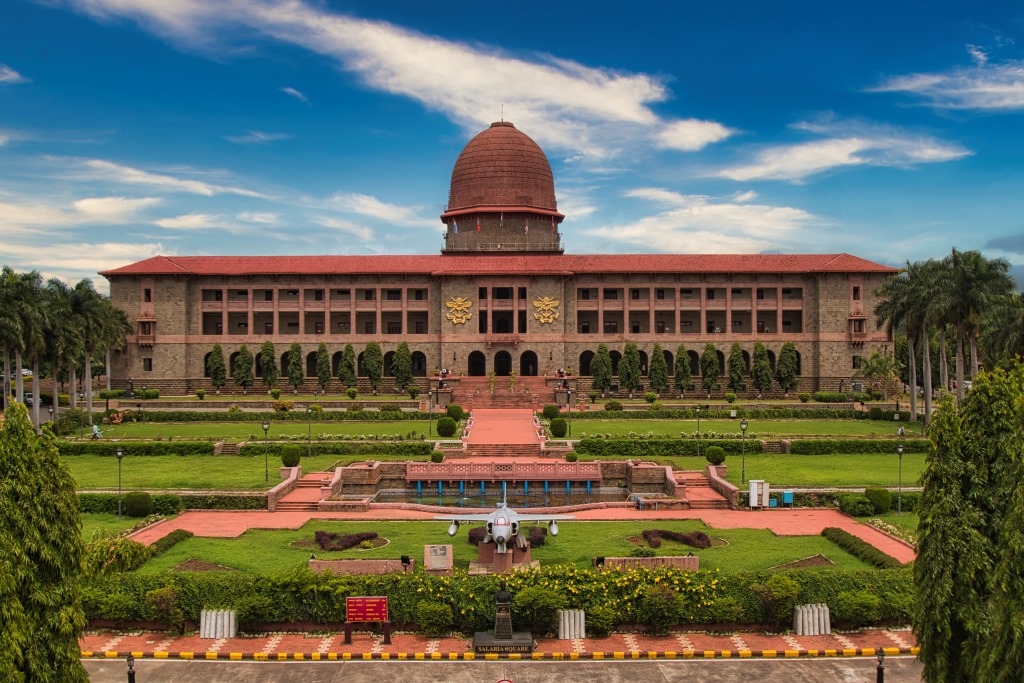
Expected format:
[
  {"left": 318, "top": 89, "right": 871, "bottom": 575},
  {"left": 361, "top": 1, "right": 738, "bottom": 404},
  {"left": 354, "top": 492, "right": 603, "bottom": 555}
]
[{"left": 473, "top": 588, "right": 535, "bottom": 654}]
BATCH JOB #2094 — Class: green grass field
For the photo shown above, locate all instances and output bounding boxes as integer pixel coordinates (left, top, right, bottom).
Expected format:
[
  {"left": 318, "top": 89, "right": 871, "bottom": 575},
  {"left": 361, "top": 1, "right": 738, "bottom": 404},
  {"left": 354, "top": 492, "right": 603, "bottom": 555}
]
[
  {"left": 138, "top": 519, "right": 874, "bottom": 574},
  {"left": 718, "top": 453, "right": 926, "bottom": 487},
  {"left": 571, "top": 418, "right": 915, "bottom": 438},
  {"left": 80, "top": 513, "right": 140, "bottom": 539},
  {"left": 141, "top": 393, "right": 416, "bottom": 402},
  {"left": 91, "top": 420, "right": 435, "bottom": 440}
]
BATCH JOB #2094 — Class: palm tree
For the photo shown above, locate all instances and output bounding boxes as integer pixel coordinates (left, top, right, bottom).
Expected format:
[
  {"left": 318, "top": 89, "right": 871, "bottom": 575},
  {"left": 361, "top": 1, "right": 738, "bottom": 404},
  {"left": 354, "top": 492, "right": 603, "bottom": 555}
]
[
  {"left": 980, "top": 292, "right": 1024, "bottom": 366},
  {"left": 876, "top": 260, "right": 928, "bottom": 422},
  {"left": 854, "top": 351, "right": 902, "bottom": 400},
  {"left": 44, "top": 278, "right": 83, "bottom": 423},
  {"left": 16, "top": 271, "right": 47, "bottom": 427},
  {"left": 0, "top": 266, "right": 25, "bottom": 412},
  {"left": 100, "top": 303, "right": 133, "bottom": 392},
  {"left": 70, "top": 280, "right": 109, "bottom": 426}
]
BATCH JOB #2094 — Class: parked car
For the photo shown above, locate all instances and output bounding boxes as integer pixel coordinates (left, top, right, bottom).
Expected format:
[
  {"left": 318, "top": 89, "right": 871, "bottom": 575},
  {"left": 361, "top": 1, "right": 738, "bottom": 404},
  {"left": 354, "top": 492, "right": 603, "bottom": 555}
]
[
  {"left": 21, "top": 368, "right": 32, "bottom": 376},
  {"left": 24, "top": 393, "right": 34, "bottom": 406}
]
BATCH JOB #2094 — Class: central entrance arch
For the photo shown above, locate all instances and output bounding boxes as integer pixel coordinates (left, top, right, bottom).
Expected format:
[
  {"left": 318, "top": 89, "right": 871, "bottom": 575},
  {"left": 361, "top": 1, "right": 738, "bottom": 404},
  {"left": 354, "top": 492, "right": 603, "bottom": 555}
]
[
  {"left": 468, "top": 351, "right": 486, "bottom": 376},
  {"left": 519, "top": 350, "right": 538, "bottom": 376},
  {"left": 494, "top": 350, "right": 512, "bottom": 376}
]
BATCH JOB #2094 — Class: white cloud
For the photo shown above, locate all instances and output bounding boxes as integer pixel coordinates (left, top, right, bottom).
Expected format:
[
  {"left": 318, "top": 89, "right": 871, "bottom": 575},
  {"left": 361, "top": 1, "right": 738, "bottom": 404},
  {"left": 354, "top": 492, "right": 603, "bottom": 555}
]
[
  {"left": 588, "top": 190, "right": 820, "bottom": 252},
  {"left": 236, "top": 211, "right": 278, "bottom": 224},
  {"left": 0, "top": 240, "right": 167, "bottom": 288},
  {"left": 313, "top": 216, "right": 373, "bottom": 241},
  {"left": 0, "top": 65, "right": 28, "bottom": 84},
  {"left": 225, "top": 130, "right": 290, "bottom": 143},
  {"left": 733, "top": 190, "right": 758, "bottom": 202},
  {"left": 714, "top": 119, "right": 970, "bottom": 182},
  {"left": 72, "top": 196, "right": 162, "bottom": 219},
  {"left": 326, "top": 192, "right": 428, "bottom": 226},
  {"left": 0, "top": 195, "right": 161, "bottom": 234},
  {"left": 871, "top": 53, "right": 1024, "bottom": 110},
  {"left": 154, "top": 212, "right": 249, "bottom": 234},
  {"left": 79, "top": 159, "right": 266, "bottom": 197},
  {"left": 280, "top": 86, "right": 308, "bottom": 102},
  {"left": 64, "top": 0, "right": 731, "bottom": 160},
  {"left": 0, "top": 133, "right": 9, "bottom": 146}
]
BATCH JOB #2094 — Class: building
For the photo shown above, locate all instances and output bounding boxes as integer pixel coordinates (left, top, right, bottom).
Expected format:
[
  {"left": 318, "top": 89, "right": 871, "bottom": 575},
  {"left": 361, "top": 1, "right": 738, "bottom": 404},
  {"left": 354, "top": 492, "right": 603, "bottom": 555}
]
[{"left": 101, "top": 121, "right": 895, "bottom": 398}]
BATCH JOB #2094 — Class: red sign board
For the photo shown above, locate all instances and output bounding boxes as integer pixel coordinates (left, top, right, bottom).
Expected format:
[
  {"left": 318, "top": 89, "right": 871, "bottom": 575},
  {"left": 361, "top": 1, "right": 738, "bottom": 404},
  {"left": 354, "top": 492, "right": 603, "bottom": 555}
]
[{"left": 346, "top": 596, "right": 388, "bottom": 622}]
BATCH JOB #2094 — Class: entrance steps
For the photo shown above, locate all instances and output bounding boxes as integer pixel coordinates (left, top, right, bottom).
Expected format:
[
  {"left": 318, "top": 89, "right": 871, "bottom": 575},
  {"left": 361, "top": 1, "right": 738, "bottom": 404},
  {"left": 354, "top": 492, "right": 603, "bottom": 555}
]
[
  {"left": 763, "top": 440, "right": 784, "bottom": 454},
  {"left": 675, "top": 470, "right": 731, "bottom": 510},
  {"left": 452, "top": 376, "right": 554, "bottom": 408},
  {"left": 276, "top": 474, "right": 327, "bottom": 512},
  {"left": 464, "top": 443, "right": 544, "bottom": 458}
]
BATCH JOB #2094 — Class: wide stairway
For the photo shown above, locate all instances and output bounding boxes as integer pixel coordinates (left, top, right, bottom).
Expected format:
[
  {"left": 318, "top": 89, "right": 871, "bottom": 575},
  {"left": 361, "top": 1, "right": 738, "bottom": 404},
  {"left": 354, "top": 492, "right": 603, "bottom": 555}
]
[
  {"left": 463, "top": 408, "right": 544, "bottom": 458},
  {"left": 275, "top": 474, "right": 325, "bottom": 512},
  {"left": 450, "top": 375, "right": 553, "bottom": 408},
  {"left": 675, "top": 470, "right": 731, "bottom": 510}
]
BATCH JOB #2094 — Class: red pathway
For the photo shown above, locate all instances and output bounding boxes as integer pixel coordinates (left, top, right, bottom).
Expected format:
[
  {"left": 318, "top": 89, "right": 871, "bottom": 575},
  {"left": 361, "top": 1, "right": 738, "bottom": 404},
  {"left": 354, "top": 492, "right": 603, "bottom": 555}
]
[
  {"left": 466, "top": 408, "right": 539, "bottom": 444},
  {"left": 128, "top": 506, "right": 915, "bottom": 563}
]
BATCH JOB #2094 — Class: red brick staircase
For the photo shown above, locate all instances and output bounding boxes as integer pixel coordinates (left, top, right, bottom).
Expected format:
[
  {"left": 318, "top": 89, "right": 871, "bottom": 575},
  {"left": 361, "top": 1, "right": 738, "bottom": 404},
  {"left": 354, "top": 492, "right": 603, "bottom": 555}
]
[
  {"left": 275, "top": 474, "right": 325, "bottom": 512},
  {"left": 451, "top": 376, "right": 554, "bottom": 409},
  {"left": 464, "top": 443, "right": 545, "bottom": 458},
  {"left": 675, "top": 470, "right": 731, "bottom": 510}
]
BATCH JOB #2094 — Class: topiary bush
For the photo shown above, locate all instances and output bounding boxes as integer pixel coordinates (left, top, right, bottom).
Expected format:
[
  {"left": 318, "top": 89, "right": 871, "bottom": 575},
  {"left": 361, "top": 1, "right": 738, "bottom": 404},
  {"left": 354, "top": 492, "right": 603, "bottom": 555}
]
[
  {"left": 587, "top": 391, "right": 598, "bottom": 403},
  {"left": 868, "top": 406, "right": 885, "bottom": 420},
  {"left": 644, "top": 392, "right": 658, "bottom": 404},
  {"left": 124, "top": 491, "right": 152, "bottom": 518},
  {"left": 549, "top": 417, "right": 568, "bottom": 438},
  {"left": 705, "top": 445, "right": 726, "bottom": 465},
  {"left": 799, "top": 392, "right": 812, "bottom": 403},
  {"left": 347, "top": 388, "right": 358, "bottom": 400},
  {"left": 436, "top": 417, "right": 457, "bottom": 437},
  {"left": 280, "top": 445, "right": 302, "bottom": 468},
  {"left": 408, "top": 387, "right": 420, "bottom": 399},
  {"left": 864, "top": 487, "right": 892, "bottom": 514},
  {"left": 822, "top": 527, "right": 902, "bottom": 569},
  {"left": 542, "top": 404, "right": 560, "bottom": 420},
  {"left": 347, "top": 403, "right": 363, "bottom": 412},
  {"left": 430, "top": 451, "right": 444, "bottom": 463},
  {"left": 724, "top": 392, "right": 736, "bottom": 403},
  {"left": 832, "top": 590, "right": 882, "bottom": 627},
  {"left": 839, "top": 493, "right": 876, "bottom": 517},
  {"left": 604, "top": 400, "right": 623, "bottom": 412},
  {"left": 416, "top": 601, "right": 453, "bottom": 637},
  {"left": 564, "top": 452, "right": 578, "bottom": 462},
  {"left": 195, "top": 389, "right": 205, "bottom": 400},
  {"left": 587, "top": 604, "right": 616, "bottom": 637},
  {"left": 270, "top": 388, "right": 282, "bottom": 400},
  {"left": 274, "top": 400, "right": 293, "bottom": 412},
  {"left": 446, "top": 404, "right": 465, "bottom": 421},
  {"left": 631, "top": 546, "right": 656, "bottom": 557}
]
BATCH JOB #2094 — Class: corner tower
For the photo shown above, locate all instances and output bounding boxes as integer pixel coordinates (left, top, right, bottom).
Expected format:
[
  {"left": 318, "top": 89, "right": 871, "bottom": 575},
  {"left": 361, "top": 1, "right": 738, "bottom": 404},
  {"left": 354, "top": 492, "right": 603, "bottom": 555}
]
[{"left": 441, "top": 121, "right": 564, "bottom": 253}]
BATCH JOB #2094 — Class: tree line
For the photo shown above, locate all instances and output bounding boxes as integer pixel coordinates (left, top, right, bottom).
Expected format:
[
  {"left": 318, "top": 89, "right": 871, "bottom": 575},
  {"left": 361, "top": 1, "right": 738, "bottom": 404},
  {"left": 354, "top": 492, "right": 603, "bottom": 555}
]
[{"left": 0, "top": 266, "right": 132, "bottom": 427}]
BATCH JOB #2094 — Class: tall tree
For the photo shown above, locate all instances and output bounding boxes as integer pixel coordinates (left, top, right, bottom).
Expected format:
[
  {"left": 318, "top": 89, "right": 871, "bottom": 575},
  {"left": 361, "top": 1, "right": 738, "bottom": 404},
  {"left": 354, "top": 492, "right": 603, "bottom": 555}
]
[
  {"left": 207, "top": 344, "right": 226, "bottom": 393},
  {"left": 0, "top": 267, "right": 26, "bottom": 412},
  {"left": 259, "top": 340, "right": 278, "bottom": 391},
  {"left": 647, "top": 344, "right": 668, "bottom": 393},
  {"left": 0, "top": 402, "right": 89, "bottom": 682},
  {"left": 854, "top": 351, "right": 901, "bottom": 399},
  {"left": 69, "top": 280, "right": 107, "bottom": 425},
  {"left": 751, "top": 341, "right": 773, "bottom": 397},
  {"left": 776, "top": 342, "right": 799, "bottom": 395},
  {"left": 287, "top": 342, "right": 303, "bottom": 393},
  {"left": 315, "top": 342, "right": 331, "bottom": 393},
  {"left": 699, "top": 343, "right": 720, "bottom": 396},
  {"left": 727, "top": 342, "right": 745, "bottom": 393},
  {"left": 234, "top": 345, "right": 254, "bottom": 394},
  {"left": 337, "top": 343, "right": 357, "bottom": 388},
  {"left": 362, "top": 342, "right": 383, "bottom": 394},
  {"left": 591, "top": 344, "right": 613, "bottom": 395},
  {"left": 674, "top": 345, "right": 693, "bottom": 396},
  {"left": 17, "top": 271, "right": 47, "bottom": 427},
  {"left": 619, "top": 343, "right": 641, "bottom": 397},
  {"left": 980, "top": 292, "right": 1024, "bottom": 368},
  {"left": 99, "top": 303, "right": 132, "bottom": 394},
  {"left": 391, "top": 342, "right": 414, "bottom": 391},
  {"left": 876, "top": 261, "right": 920, "bottom": 420},
  {"left": 44, "top": 278, "right": 83, "bottom": 422}
]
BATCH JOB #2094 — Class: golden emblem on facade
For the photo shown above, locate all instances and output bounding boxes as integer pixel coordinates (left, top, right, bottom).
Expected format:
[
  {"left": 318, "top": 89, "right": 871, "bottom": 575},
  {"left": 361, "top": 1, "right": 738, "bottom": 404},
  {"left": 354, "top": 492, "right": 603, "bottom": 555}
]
[
  {"left": 445, "top": 296, "right": 473, "bottom": 325},
  {"left": 532, "top": 296, "right": 560, "bottom": 324}
]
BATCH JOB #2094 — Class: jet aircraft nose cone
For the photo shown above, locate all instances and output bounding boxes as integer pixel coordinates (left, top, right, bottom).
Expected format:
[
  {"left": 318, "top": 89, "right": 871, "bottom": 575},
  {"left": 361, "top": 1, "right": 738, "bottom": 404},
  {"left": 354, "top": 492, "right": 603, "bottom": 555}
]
[{"left": 495, "top": 535, "right": 506, "bottom": 545}]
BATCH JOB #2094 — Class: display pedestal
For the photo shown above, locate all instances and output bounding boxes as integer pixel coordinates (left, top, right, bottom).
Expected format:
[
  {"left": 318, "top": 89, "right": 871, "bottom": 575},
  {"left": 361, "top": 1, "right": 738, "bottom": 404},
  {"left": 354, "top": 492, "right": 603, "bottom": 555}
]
[{"left": 472, "top": 584, "right": 534, "bottom": 654}]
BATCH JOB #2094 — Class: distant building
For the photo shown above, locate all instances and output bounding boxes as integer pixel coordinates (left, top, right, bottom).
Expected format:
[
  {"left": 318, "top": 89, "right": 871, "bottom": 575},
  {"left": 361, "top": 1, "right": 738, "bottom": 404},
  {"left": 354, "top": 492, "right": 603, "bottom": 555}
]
[{"left": 102, "top": 121, "right": 894, "bottom": 397}]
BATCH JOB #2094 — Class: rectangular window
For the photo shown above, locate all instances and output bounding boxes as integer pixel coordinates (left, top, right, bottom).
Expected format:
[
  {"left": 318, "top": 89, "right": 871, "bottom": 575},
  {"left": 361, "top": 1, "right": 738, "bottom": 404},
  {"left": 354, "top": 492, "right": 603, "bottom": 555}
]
[
  {"left": 580, "top": 320, "right": 590, "bottom": 333},
  {"left": 706, "top": 289, "right": 715, "bottom": 300},
  {"left": 314, "top": 290, "right": 324, "bottom": 301},
  {"left": 603, "top": 320, "right": 618, "bottom": 333},
  {"left": 413, "top": 289, "right": 426, "bottom": 300},
  {"left": 757, "top": 288, "right": 764, "bottom": 300},
  {"left": 631, "top": 289, "right": 641, "bottom": 300},
  {"left": 603, "top": 289, "right": 618, "bottom": 300},
  {"left": 386, "top": 290, "right": 401, "bottom": 301},
  {"left": 265, "top": 290, "right": 274, "bottom": 301},
  {"left": 479, "top": 287, "right": 488, "bottom": 300},
  {"left": 363, "top": 290, "right": 375, "bottom": 301},
  {"left": 265, "top": 322, "right": 273, "bottom": 334},
  {"left": 314, "top": 322, "right": 323, "bottom": 334},
  {"left": 853, "top": 286, "right": 861, "bottom": 301},
  {"left": 142, "top": 358, "right": 153, "bottom": 372},
  {"left": 139, "top": 322, "right": 152, "bottom": 335},
  {"left": 364, "top": 321, "right": 375, "bottom": 334},
  {"left": 656, "top": 289, "right": 665, "bottom": 300},
  {"left": 631, "top": 321, "right": 640, "bottom": 333},
  {"left": 518, "top": 287, "right": 527, "bottom": 299},
  {"left": 236, "top": 290, "right": 248, "bottom": 298},
  {"left": 202, "top": 289, "right": 223, "bottom": 302},
  {"left": 387, "top": 322, "right": 402, "bottom": 334},
  {"left": 732, "top": 288, "right": 743, "bottom": 295},
  {"left": 143, "top": 288, "right": 152, "bottom": 303},
  {"left": 852, "top": 319, "right": 865, "bottom": 333},
  {"left": 415, "top": 321, "right": 425, "bottom": 333},
  {"left": 579, "top": 289, "right": 591, "bottom": 300}
]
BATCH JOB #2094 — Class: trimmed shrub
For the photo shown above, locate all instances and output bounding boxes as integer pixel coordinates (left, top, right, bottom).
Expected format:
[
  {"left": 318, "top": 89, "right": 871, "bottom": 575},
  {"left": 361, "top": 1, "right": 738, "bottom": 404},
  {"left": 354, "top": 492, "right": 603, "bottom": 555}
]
[
  {"left": 587, "top": 391, "right": 598, "bottom": 403},
  {"left": 346, "top": 388, "right": 358, "bottom": 400},
  {"left": 631, "top": 546, "right": 656, "bottom": 557},
  {"left": 145, "top": 586, "right": 184, "bottom": 634},
  {"left": 652, "top": 529, "right": 712, "bottom": 549},
  {"left": 379, "top": 404, "right": 402, "bottom": 415},
  {"left": 587, "top": 604, "right": 616, "bottom": 637},
  {"left": 310, "top": 404, "right": 325, "bottom": 413},
  {"left": 270, "top": 388, "right": 282, "bottom": 400},
  {"left": 314, "top": 531, "right": 377, "bottom": 551},
  {"left": 868, "top": 406, "right": 885, "bottom": 420},
  {"left": 833, "top": 590, "right": 882, "bottom": 626},
  {"left": 430, "top": 451, "right": 444, "bottom": 463},
  {"left": 238, "top": 441, "right": 432, "bottom": 458},
  {"left": 512, "top": 586, "right": 567, "bottom": 635},
  {"left": 864, "top": 487, "right": 892, "bottom": 514},
  {"left": 575, "top": 438, "right": 763, "bottom": 457},
  {"left": 58, "top": 442, "right": 216, "bottom": 456},
  {"left": 526, "top": 526, "right": 547, "bottom": 548},
  {"left": 705, "top": 445, "right": 726, "bottom": 465},
  {"left": 750, "top": 574, "right": 800, "bottom": 631},
  {"left": 822, "top": 527, "right": 902, "bottom": 569},
  {"left": 347, "top": 404, "right": 363, "bottom": 412},
  {"left": 724, "top": 392, "right": 737, "bottom": 403},
  {"left": 799, "top": 392, "right": 811, "bottom": 403},
  {"left": 408, "top": 387, "right": 420, "bottom": 400},
  {"left": 642, "top": 529, "right": 662, "bottom": 548},
  {"left": 436, "top": 417, "right": 457, "bottom": 438},
  {"left": 814, "top": 391, "right": 851, "bottom": 403},
  {"left": 416, "top": 601, "right": 453, "bottom": 637},
  {"left": 467, "top": 526, "right": 487, "bottom": 546},
  {"left": 790, "top": 439, "right": 930, "bottom": 455},
  {"left": 644, "top": 392, "right": 658, "bottom": 404},
  {"left": 99, "top": 390, "right": 126, "bottom": 400},
  {"left": 280, "top": 445, "right": 302, "bottom": 468},
  {"left": 195, "top": 389, "right": 205, "bottom": 400},
  {"left": 649, "top": 401, "right": 664, "bottom": 411},
  {"left": 604, "top": 400, "right": 623, "bottom": 412},
  {"left": 542, "top": 404, "right": 560, "bottom": 420},
  {"left": 445, "top": 404, "right": 465, "bottom": 421},
  {"left": 274, "top": 400, "right": 294, "bottom": 412},
  {"left": 839, "top": 494, "right": 875, "bottom": 517},
  {"left": 549, "top": 418, "right": 568, "bottom": 438},
  {"left": 124, "top": 491, "right": 152, "bottom": 518},
  {"left": 151, "top": 529, "right": 194, "bottom": 556},
  {"left": 564, "top": 452, "right": 578, "bottom": 462},
  {"left": 140, "top": 389, "right": 160, "bottom": 400},
  {"left": 639, "top": 584, "right": 679, "bottom": 635}
]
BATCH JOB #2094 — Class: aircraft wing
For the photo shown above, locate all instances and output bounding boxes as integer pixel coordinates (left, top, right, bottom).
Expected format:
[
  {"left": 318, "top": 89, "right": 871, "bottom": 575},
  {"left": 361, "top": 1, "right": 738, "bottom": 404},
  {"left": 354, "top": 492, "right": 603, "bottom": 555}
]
[
  {"left": 433, "top": 513, "right": 494, "bottom": 523},
  {"left": 511, "top": 514, "right": 575, "bottom": 522}
]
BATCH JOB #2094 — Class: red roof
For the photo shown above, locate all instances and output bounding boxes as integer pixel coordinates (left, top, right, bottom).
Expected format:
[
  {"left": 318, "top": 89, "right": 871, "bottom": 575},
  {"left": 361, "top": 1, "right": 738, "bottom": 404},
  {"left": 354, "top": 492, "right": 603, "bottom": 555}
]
[{"left": 100, "top": 253, "right": 897, "bottom": 278}]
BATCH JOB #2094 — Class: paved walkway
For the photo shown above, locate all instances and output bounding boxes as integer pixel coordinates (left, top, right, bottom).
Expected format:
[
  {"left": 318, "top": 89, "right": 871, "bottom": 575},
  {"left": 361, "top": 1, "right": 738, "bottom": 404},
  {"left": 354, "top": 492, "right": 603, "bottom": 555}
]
[
  {"left": 466, "top": 408, "right": 539, "bottom": 444},
  {"left": 128, "top": 507, "right": 915, "bottom": 562}
]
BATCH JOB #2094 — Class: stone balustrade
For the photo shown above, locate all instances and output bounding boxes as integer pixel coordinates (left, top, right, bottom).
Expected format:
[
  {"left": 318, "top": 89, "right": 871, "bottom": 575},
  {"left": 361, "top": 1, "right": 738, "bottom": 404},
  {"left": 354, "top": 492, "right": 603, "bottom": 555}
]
[{"left": 405, "top": 460, "right": 601, "bottom": 482}]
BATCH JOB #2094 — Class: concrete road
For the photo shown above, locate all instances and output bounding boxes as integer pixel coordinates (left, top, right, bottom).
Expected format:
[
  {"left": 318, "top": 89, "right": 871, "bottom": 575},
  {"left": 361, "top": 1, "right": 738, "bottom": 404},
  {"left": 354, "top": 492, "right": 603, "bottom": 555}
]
[{"left": 86, "top": 656, "right": 922, "bottom": 682}]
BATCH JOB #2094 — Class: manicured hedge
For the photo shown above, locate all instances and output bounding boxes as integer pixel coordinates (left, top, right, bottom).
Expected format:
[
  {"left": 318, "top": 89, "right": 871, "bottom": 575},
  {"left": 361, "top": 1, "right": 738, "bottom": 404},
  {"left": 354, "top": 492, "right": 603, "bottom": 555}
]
[
  {"left": 574, "top": 438, "right": 764, "bottom": 457},
  {"left": 140, "top": 410, "right": 429, "bottom": 422},
  {"left": 238, "top": 441, "right": 432, "bottom": 457},
  {"left": 77, "top": 493, "right": 266, "bottom": 513},
  {"left": 821, "top": 527, "right": 904, "bottom": 569},
  {"left": 151, "top": 530, "right": 194, "bottom": 556},
  {"left": 80, "top": 565, "right": 913, "bottom": 631},
  {"left": 790, "top": 439, "right": 930, "bottom": 455},
  {"left": 570, "top": 408, "right": 916, "bottom": 421},
  {"left": 813, "top": 392, "right": 870, "bottom": 403},
  {"left": 58, "top": 441, "right": 216, "bottom": 456}
]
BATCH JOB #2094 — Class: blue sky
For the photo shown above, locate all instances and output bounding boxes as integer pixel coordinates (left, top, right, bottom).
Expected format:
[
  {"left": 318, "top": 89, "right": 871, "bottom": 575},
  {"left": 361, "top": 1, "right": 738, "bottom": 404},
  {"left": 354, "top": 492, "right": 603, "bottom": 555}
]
[{"left": 2, "top": 0, "right": 1024, "bottom": 290}]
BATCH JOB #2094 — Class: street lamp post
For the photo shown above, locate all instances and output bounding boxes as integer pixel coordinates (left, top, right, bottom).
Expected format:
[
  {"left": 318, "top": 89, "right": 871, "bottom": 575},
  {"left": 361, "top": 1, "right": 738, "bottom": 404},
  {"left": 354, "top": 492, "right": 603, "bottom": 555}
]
[
  {"left": 695, "top": 406, "right": 702, "bottom": 460},
  {"left": 567, "top": 389, "right": 573, "bottom": 437},
  {"left": 897, "top": 442, "right": 904, "bottom": 514},
  {"left": 740, "top": 419, "right": 749, "bottom": 484},
  {"left": 262, "top": 421, "right": 270, "bottom": 483},
  {"left": 116, "top": 446, "right": 125, "bottom": 517},
  {"left": 306, "top": 404, "right": 312, "bottom": 460},
  {"left": 141, "top": 384, "right": 147, "bottom": 424},
  {"left": 48, "top": 405, "right": 53, "bottom": 426}
]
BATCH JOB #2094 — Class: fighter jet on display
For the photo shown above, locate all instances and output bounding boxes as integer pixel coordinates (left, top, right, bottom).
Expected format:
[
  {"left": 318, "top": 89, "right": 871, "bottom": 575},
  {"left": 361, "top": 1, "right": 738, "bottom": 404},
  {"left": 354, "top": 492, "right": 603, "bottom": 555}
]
[{"left": 435, "top": 496, "right": 575, "bottom": 554}]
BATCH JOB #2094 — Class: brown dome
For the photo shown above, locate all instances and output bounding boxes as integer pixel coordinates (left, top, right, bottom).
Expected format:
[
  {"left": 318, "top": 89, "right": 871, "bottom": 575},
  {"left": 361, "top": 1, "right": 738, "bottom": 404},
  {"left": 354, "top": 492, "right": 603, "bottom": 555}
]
[{"left": 444, "top": 122, "right": 558, "bottom": 215}]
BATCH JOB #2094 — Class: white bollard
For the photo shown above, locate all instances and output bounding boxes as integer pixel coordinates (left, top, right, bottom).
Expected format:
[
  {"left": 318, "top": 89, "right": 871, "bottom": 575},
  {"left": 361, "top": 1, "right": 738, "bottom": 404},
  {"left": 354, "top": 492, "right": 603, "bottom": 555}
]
[
  {"left": 821, "top": 603, "right": 831, "bottom": 634},
  {"left": 199, "top": 608, "right": 238, "bottom": 639}
]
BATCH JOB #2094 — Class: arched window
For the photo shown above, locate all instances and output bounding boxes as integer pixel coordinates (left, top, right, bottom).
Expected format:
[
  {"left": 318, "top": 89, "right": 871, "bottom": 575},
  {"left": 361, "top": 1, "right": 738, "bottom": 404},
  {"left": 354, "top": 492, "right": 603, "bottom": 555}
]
[
  {"left": 520, "top": 351, "right": 538, "bottom": 376},
  {"left": 468, "top": 351, "right": 486, "bottom": 376},
  {"left": 305, "top": 352, "right": 317, "bottom": 377},
  {"left": 203, "top": 352, "right": 213, "bottom": 378},
  {"left": 411, "top": 351, "right": 427, "bottom": 376},
  {"left": 578, "top": 350, "right": 595, "bottom": 376}
]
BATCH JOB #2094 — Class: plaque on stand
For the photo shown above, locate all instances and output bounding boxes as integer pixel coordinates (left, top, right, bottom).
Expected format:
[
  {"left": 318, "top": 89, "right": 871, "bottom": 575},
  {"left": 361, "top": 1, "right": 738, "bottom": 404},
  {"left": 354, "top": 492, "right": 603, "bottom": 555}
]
[{"left": 473, "top": 582, "right": 535, "bottom": 654}]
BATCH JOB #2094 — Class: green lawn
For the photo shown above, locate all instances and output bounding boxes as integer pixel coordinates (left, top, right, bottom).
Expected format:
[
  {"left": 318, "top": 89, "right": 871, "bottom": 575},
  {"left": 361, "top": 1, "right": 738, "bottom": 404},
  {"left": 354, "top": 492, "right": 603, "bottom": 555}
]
[
  {"left": 89, "top": 420, "right": 436, "bottom": 440},
  {"left": 80, "top": 513, "right": 140, "bottom": 540},
  {"left": 874, "top": 511, "right": 920, "bottom": 537},
  {"left": 140, "top": 393, "right": 417, "bottom": 402},
  {"left": 718, "top": 453, "right": 926, "bottom": 487},
  {"left": 571, "top": 418, "right": 915, "bottom": 438},
  {"left": 139, "top": 519, "right": 874, "bottom": 574}
]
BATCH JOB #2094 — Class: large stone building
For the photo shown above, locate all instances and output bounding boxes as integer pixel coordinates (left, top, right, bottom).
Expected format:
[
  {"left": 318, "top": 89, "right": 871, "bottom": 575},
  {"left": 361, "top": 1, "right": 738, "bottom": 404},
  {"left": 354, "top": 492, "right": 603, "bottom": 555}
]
[{"left": 102, "top": 121, "right": 894, "bottom": 396}]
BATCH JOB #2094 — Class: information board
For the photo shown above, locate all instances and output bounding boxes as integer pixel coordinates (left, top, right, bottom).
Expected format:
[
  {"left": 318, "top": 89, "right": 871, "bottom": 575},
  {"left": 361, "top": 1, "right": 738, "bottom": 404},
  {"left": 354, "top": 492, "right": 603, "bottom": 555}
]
[{"left": 346, "top": 596, "right": 388, "bottom": 622}]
